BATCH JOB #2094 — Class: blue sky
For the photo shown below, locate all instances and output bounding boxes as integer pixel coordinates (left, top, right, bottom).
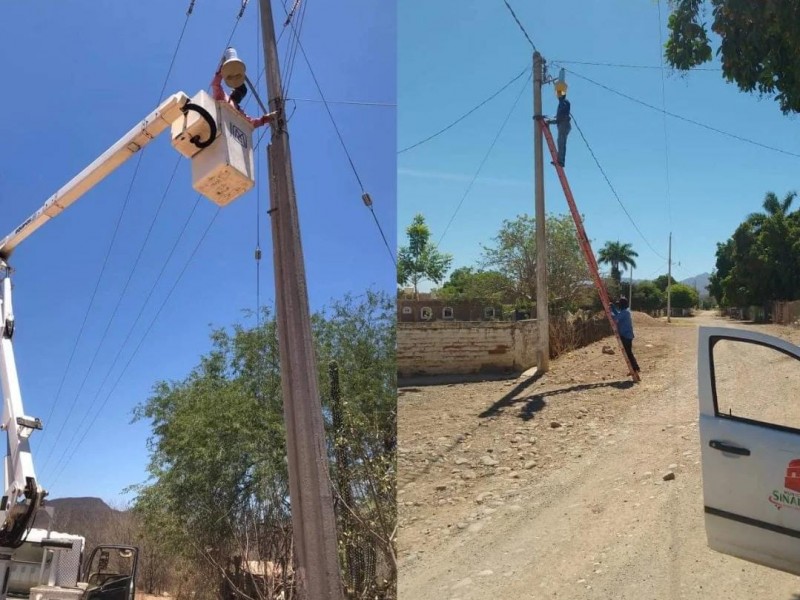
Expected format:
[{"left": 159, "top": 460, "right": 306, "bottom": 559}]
[
  {"left": 398, "top": 0, "right": 799, "bottom": 290},
  {"left": 0, "top": 1, "right": 395, "bottom": 504}
]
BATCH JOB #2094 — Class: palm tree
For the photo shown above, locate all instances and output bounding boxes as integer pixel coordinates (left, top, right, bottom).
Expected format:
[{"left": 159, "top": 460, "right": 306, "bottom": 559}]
[
  {"left": 747, "top": 191, "right": 797, "bottom": 228},
  {"left": 598, "top": 241, "right": 638, "bottom": 286}
]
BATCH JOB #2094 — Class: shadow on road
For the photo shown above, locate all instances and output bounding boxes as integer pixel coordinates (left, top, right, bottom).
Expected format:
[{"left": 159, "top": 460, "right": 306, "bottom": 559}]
[
  {"left": 477, "top": 371, "right": 544, "bottom": 419},
  {"left": 480, "top": 379, "right": 634, "bottom": 422}
]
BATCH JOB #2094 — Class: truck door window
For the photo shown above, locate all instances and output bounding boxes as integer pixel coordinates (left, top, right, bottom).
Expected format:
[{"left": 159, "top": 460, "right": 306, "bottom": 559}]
[{"left": 712, "top": 337, "right": 800, "bottom": 432}]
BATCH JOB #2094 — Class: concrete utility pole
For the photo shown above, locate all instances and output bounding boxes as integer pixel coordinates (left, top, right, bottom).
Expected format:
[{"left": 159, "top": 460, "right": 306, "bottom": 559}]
[
  {"left": 258, "top": 1, "right": 343, "bottom": 598},
  {"left": 533, "top": 51, "right": 549, "bottom": 372},
  {"left": 667, "top": 232, "right": 672, "bottom": 323}
]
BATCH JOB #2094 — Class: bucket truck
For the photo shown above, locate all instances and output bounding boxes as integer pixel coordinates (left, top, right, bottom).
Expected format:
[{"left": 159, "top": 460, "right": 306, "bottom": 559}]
[{"left": 0, "top": 69, "right": 261, "bottom": 600}]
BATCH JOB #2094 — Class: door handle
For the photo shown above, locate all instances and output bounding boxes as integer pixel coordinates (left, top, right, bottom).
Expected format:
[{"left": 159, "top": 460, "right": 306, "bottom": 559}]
[{"left": 710, "top": 440, "right": 751, "bottom": 456}]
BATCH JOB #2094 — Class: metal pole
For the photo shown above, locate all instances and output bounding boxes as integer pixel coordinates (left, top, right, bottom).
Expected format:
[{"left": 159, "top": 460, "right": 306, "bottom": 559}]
[
  {"left": 258, "top": 2, "right": 343, "bottom": 598},
  {"left": 629, "top": 268, "right": 633, "bottom": 309},
  {"left": 534, "top": 51, "right": 549, "bottom": 372},
  {"left": 667, "top": 232, "right": 672, "bottom": 323}
]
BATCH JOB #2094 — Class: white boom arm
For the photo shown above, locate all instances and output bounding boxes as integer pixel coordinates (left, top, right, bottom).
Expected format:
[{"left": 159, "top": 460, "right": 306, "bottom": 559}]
[
  {"left": 0, "top": 91, "right": 193, "bottom": 547},
  {"left": 0, "top": 92, "right": 190, "bottom": 260},
  {"left": 0, "top": 91, "right": 203, "bottom": 600},
  {"left": 0, "top": 79, "right": 257, "bottom": 599}
]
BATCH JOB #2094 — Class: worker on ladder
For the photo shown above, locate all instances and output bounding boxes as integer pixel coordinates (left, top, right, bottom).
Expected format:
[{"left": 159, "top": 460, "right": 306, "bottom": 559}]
[{"left": 547, "top": 88, "right": 571, "bottom": 168}]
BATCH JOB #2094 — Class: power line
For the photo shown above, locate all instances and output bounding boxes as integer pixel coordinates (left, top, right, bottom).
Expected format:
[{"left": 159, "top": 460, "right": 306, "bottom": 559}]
[
  {"left": 222, "top": 0, "right": 251, "bottom": 52},
  {"left": 288, "top": 97, "right": 395, "bottom": 107},
  {"left": 39, "top": 157, "right": 184, "bottom": 473},
  {"left": 40, "top": 0, "right": 198, "bottom": 452},
  {"left": 43, "top": 4, "right": 258, "bottom": 475},
  {"left": 49, "top": 208, "right": 223, "bottom": 488},
  {"left": 46, "top": 88, "right": 278, "bottom": 483},
  {"left": 570, "top": 113, "right": 668, "bottom": 261},
  {"left": 43, "top": 196, "right": 205, "bottom": 482},
  {"left": 277, "top": 1, "right": 396, "bottom": 267},
  {"left": 280, "top": 0, "right": 308, "bottom": 98},
  {"left": 398, "top": 65, "right": 530, "bottom": 154},
  {"left": 502, "top": 0, "right": 536, "bottom": 51},
  {"left": 562, "top": 67, "right": 800, "bottom": 160},
  {"left": 552, "top": 59, "right": 717, "bottom": 71},
  {"left": 157, "top": 3, "right": 195, "bottom": 101},
  {"left": 438, "top": 73, "right": 531, "bottom": 246}
]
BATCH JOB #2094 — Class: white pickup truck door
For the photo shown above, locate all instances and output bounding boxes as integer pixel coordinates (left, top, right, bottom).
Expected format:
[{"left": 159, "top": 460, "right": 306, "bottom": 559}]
[{"left": 698, "top": 326, "right": 800, "bottom": 575}]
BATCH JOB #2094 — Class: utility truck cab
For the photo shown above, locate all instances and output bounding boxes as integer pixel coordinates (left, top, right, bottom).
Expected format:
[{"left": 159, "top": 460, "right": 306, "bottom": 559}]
[
  {"left": 26, "top": 544, "right": 138, "bottom": 600},
  {"left": 698, "top": 326, "right": 800, "bottom": 574}
]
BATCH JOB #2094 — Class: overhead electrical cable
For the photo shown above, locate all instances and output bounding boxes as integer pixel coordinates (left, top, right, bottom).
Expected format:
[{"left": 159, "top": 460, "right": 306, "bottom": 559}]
[
  {"left": 502, "top": 0, "right": 536, "bottom": 51},
  {"left": 562, "top": 67, "right": 800, "bottom": 160},
  {"left": 438, "top": 73, "right": 531, "bottom": 246},
  {"left": 398, "top": 66, "right": 530, "bottom": 154},
  {"left": 570, "top": 114, "right": 668, "bottom": 261},
  {"left": 39, "top": 0, "right": 199, "bottom": 456},
  {"left": 276, "top": 1, "right": 396, "bottom": 266},
  {"left": 552, "top": 59, "right": 716, "bottom": 71}
]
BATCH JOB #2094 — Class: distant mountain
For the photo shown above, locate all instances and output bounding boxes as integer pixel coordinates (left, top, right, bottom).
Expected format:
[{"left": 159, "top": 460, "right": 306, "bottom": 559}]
[
  {"left": 680, "top": 273, "right": 711, "bottom": 298},
  {"left": 33, "top": 497, "right": 128, "bottom": 550}
]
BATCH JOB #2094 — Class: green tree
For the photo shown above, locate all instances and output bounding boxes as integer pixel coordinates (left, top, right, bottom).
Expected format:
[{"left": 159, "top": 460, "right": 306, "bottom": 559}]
[
  {"left": 669, "top": 282, "right": 700, "bottom": 309},
  {"left": 133, "top": 292, "right": 396, "bottom": 598},
  {"left": 665, "top": 0, "right": 800, "bottom": 114},
  {"left": 653, "top": 274, "right": 677, "bottom": 292},
  {"left": 631, "top": 280, "right": 664, "bottom": 312},
  {"left": 437, "top": 267, "right": 514, "bottom": 303},
  {"left": 711, "top": 191, "right": 800, "bottom": 306},
  {"left": 397, "top": 214, "right": 453, "bottom": 298},
  {"left": 708, "top": 239, "right": 734, "bottom": 306},
  {"left": 481, "top": 214, "right": 589, "bottom": 310},
  {"left": 597, "top": 241, "right": 638, "bottom": 286},
  {"left": 747, "top": 190, "right": 797, "bottom": 225}
]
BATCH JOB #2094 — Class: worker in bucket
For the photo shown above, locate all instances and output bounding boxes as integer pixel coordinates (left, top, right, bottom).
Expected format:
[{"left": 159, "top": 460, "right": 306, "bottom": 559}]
[
  {"left": 212, "top": 48, "right": 277, "bottom": 128},
  {"left": 611, "top": 296, "right": 640, "bottom": 375},
  {"left": 547, "top": 89, "right": 571, "bottom": 167},
  {"left": 211, "top": 70, "right": 276, "bottom": 128}
]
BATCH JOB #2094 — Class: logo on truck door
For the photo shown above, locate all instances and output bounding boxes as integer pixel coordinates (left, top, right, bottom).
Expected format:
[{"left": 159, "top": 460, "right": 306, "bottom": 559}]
[{"left": 768, "top": 459, "right": 800, "bottom": 510}]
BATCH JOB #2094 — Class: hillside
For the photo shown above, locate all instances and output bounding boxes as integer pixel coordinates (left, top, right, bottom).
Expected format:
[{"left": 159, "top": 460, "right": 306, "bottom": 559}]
[
  {"left": 680, "top": 272, "right": 711, "bottom": 298},
  {"left": 33, "top": 497, "right": 131, "bottom": 550}
]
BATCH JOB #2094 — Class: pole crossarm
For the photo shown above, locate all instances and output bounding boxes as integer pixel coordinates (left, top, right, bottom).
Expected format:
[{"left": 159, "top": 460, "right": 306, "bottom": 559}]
[{"left": 539, "top": 121, "right": 640, "bottom": 383}]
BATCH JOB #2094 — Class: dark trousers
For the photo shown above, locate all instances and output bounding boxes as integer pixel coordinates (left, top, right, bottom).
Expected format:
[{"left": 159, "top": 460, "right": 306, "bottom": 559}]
[
  {"left": 557, "top": 121, "right": 571, "bottom": 166},
  {"left": 621, "top": 337, "right": 640, "bottom": 371}
]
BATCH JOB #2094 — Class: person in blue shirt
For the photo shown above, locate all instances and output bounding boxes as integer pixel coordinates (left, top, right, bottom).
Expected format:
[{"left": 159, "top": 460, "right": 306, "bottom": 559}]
[
  {"left": 547, "top": 91, "right": 571, "bottom": 167},
  {"left": 611, "top": 296, "right": 640, "bottom": 374}
]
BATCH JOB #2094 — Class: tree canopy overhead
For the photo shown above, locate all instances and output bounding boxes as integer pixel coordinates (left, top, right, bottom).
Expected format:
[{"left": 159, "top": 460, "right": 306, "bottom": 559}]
[{"left": 665, "top": 0, "right": 800, "bottom": 114}]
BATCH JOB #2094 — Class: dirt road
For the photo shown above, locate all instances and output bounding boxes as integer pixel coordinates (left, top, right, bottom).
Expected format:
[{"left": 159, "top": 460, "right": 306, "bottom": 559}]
[{"left": 398, "top": 311, "right": 800, "bottom": 599}]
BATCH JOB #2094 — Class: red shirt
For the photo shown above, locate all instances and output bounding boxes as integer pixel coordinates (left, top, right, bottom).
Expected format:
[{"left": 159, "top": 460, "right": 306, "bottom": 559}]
[{"left": 211, "top": 72, "right": 272, "bottom": 128}]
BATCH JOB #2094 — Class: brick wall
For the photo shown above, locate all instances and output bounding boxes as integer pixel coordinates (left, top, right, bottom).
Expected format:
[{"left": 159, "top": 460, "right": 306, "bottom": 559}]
[{"left": 397, "top": 320, "right": 539, "bottom": 377}]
